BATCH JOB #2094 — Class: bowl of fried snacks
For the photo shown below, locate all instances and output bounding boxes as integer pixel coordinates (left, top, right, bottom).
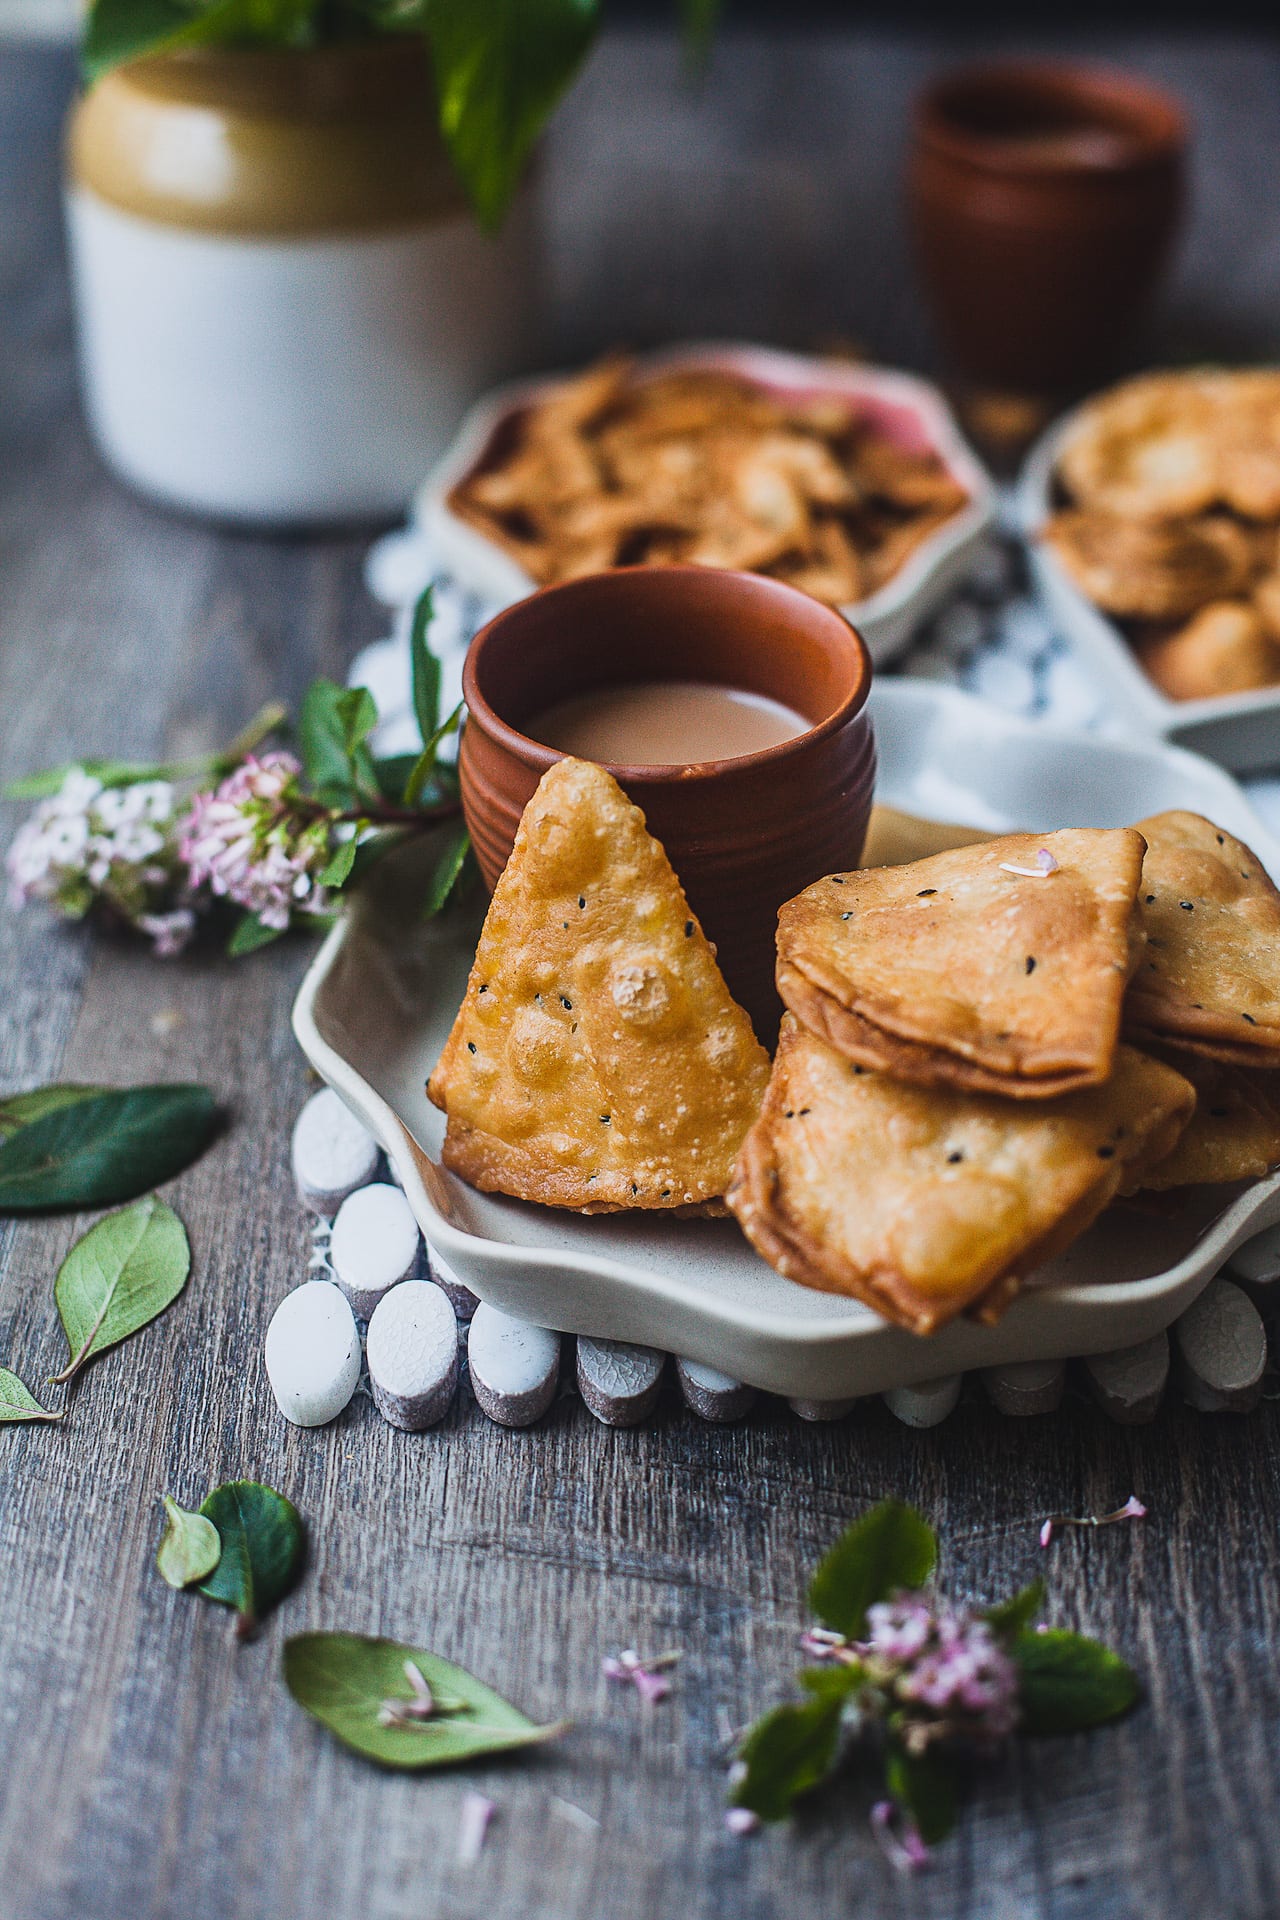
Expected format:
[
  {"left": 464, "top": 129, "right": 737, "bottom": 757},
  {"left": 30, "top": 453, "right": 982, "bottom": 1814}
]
[
  {"left": 419, "top": 343, "right": 996, "bottom": 665},
  {"left": 294, "top": 681, "right": 1280, "bottom": 1396},
  {"left": 1022, "top": 367, "right": 1280, "bottom": 770}
]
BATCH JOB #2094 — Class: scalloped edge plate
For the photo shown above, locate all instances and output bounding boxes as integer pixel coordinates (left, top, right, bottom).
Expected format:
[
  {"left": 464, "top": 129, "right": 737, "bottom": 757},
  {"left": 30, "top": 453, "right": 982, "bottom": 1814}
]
[
  {"left": 414, "top": 342, "right": 997, "bottom": 667},
  {"left": 292, "top": 680, "right": 1280, "bottom": 1399}
]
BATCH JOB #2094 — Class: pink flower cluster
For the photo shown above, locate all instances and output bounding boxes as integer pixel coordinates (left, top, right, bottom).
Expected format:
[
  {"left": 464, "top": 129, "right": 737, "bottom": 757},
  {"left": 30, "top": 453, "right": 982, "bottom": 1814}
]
[
  {"left": 864, "top": 1593, "right": 1020, "bottom": 1741},
  {"left": 180, "top": 753, "right": 330, "bottom": 932}
]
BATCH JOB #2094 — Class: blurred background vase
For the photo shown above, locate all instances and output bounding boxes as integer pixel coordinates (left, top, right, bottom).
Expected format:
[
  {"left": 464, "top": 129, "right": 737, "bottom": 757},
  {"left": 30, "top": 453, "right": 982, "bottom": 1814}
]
[
  {"left": 909, "top": 61, "right": 1188, "bottom": 393},
  {"left": 65, "top": 43, "right": 539, "bottom": 527}
]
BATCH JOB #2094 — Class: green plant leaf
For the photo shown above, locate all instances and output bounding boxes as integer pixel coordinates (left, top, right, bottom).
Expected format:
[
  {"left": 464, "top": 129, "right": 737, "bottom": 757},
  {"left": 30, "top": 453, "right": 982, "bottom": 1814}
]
[
  {"left": 227, "top": 911, "right": 286, "bottom": 956},
  {"left": 319, "top": 833, "right": 362, "bottom": 890},
  {"left": 0, "top": 1084, "right": 106, "bottom": 1140},
  {"left": 807, "top": 1500, "right": 937, "bottom": 1639},
  {"left": 885, "top": 1738, "right": 958, "bottom": 1846},
  {"left": 732, "top": 1694, "right": 844, "bottom": 1821},
  {"left": 371, "top": 755, "right": 422, "bottom": 805},
  {"left": 985, "top": 1579, "right": 1045, "bottom": 1641},
  {"left": 409, "top": 585, "right": 441, "bottom": 746},
  {"left": 82, "top": 0, "right": 313, "bottom": 82},
  {"left": 1014, "top": 1629, "right": 1140, "bottom": 1735},
  {"left": 0, "top": 1085, "right": 218, "bottom": 1212},
  {"left": 0, "top": 1368, "right": 62, "bottom": 1424},
  {"left": 299, "top": 679, "right": 379, "bottom": 807},
  {"left": 798, "top": 1662, "right": 864, "bottom": 1702},
  {"left": 52, "top": 1197, "right": 191, "bottom": 1384},
  {"left": 156, "top": 1494, "right": 222, "bottom": 1589},
  {"left": 403, "top": 704, "right": 464, "bottom": 809},
  {"left": 427, "top": 0, "right": 602, "bottom": 230},
  {"left": 3, "top": 759, "right": 164, "bottom": 800},
  {"left": 283, "top": 1632, "right": 568, "bottom": 1769},
  {"left": 197, "top": 1481, "right": 305, "bottom": 1635},
  {"left": 423, "top": 825, "right": 472, "bottom": 918},
  {"left": 679, "top": 0, "right": 720, "bottom": 69}
]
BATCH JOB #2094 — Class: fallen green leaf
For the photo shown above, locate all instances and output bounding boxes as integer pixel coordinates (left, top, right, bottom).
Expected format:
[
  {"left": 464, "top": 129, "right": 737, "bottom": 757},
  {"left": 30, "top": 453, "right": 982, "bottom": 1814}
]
[
  {"left": 731, "top": 1693, "right": 844, "bottom": 1821},
  {"left": 0, "top": 1368, "right": 62, "bottom": 1424},
  {"left": 198, "top": 1481, "right": 305, "bottom": 1635},
  {"left": 53, "top": 1197, "right": 190, "bottom": 1384},
  {"left": 283, "top": 1632, "right": 567, "bottom": 1769},
  {"left": 1014, "top": 1628, "right": 1140, "bottom": 1735},
  {"left": 807, "top": 1500, "right": 936, "bottom": 1640},
  {"left": 885, "top": 1737, "right": 958, "bottom": 1846},
  {"left": 0, "top": 1084, "right": 106, "bottom": 1140},
  {"left": 0, "top": 1085, "right": 218, "bottom": 1212},
  {"left": 156, "top": 1494, "right": 222, "bottom": 1589}
]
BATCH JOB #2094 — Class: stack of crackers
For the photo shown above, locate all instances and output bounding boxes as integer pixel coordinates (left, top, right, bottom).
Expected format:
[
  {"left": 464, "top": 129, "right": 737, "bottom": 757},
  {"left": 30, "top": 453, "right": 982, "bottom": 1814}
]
[
  {"left": 728, "top": 812, "right": 1280, "bottom": 1332},
  {"left": 447, "top": 355, "right": 969, "bottom": 605},
  {"left": 427, "top": 761, "right": 1280, "bottom": 1340},
  {"left": 1043, "top": 369, "right": 1280, "bottom": 700}
]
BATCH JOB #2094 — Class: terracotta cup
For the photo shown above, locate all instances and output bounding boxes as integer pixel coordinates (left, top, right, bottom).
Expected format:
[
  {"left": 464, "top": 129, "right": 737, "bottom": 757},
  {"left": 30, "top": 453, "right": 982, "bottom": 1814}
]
[
  {"left": 909, "top": 61, "right": 1188, "bottom": 390},
  {"left": 459, "top": 566, "right": 876, "bottom": 1042}
]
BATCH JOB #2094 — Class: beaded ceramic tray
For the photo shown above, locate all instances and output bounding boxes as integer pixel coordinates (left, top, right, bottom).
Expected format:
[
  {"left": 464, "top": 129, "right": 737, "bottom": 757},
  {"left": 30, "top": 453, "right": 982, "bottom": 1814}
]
[{"left": 292, "top": 680, "right": 1280, "bottom": 1401}]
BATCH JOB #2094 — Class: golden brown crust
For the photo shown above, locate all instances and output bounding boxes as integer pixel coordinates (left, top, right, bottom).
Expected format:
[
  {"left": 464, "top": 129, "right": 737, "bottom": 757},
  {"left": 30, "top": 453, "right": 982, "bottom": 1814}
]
[
  {"left": 1122, "top": 1045, "right": 1280, "bottom": 1192},
  {"left": 427, "top": 758, "right": 771, "bottom": 1213},
  {"left": 1125, "top": 810, "right": 1280, "bottom": 1068},
  {"left": 776, "top": 827, "right": 1146, "bottom": 1096},
  {"left": 726, "top": 1017, "right": 1196, "bottom": 1336},
  {"left": 1135, "top": 601, "right": 1280, "bottom": 701},
  {"left": 1042, "top": 509, "right": 1254, "bottom": 621}
]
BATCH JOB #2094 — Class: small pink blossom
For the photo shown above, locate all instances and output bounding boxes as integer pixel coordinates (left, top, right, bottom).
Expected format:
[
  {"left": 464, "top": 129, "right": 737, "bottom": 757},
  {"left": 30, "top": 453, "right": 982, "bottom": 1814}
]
[
  {"left": 180, "top": 752, "right": 329, "bottom": 931},
  {"left": 998, "top": 848, "right": 1059, "bottom": 879},
  {"left": 870, "top": 1800, "right": 930, "bottom": 1873},
  {"left": 457, "top": 1790, "right": 495, "bottom": 1866},
  {"left": 602, "top": 1646, "right": 681, "bottom": 1704},
  {"left": 136, "top": 909, "right": 196, "bottom": 957},
  {"left": 1040, "top": 1495, "right": 1147, "bottom": 1549},
  {"left": 725, "top": 1807, "right": 760, "bottom": 1836}
]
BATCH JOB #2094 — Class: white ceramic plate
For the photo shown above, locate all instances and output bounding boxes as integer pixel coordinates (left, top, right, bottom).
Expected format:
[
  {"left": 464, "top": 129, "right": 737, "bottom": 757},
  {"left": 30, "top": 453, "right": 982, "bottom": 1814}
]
[
  {"left": 292, "top": 681, "right": 1280, "bottom": 1399},
  {"left": 1019, "top": 410, "right": 1280, "bottom": 773},
  {"left": 414, "top": 342, "right": 997, "bottom": 667}
]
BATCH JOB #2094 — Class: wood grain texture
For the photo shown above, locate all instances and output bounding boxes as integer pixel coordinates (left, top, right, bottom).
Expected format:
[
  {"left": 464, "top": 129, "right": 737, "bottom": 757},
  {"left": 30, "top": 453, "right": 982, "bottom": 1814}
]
[{"left": 3, "top": 30, "right": 1280, "bottom": 1920}]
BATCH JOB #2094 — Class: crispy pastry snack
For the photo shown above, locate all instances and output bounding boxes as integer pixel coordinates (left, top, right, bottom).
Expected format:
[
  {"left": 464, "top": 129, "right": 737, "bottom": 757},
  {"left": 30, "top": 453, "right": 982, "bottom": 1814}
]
[
  {"left": 426, "top": 758, "right": 771, "bottom": 1213},
  {"left": 1126, "top": 1047, "right": 1280, "bottom": 1192},
  {"left": 1126, "top": 810, "right": 1280, "bottom": 1068},
  {"left": 727, "top": 1017, "right": 1195, "bottom": 1334},
  {"left": 776, "top": 828, "right": 1146, "bottom": 1098}
]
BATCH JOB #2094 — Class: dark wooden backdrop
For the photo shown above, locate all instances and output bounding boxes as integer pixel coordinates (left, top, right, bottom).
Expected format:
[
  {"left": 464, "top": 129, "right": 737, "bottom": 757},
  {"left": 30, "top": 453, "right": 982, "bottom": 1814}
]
[{"left": 2, "top": 28, "right": 1280, "bottom": 1920}]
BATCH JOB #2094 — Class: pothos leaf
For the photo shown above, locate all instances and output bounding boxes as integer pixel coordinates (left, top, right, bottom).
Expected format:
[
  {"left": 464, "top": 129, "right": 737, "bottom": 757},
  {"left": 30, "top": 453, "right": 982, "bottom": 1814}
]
[
  {"left": 807, "top": 1500, "right": 937, "bottom": 1639},
  {"left": 409, "top": 585, "right": 441, "bottom": 746},
  {"left": 731, "top": 1694, "right": 844, "bottom": 1821},
  {"left": 282, "top": 1632, "right": 568, "bottom": 1770},
  {"left": 885, "top": 1738, "right": 958, "bottom": 1846},
  {"left": 197, "top": 1481, "right": 305, "bottom": 1634},
  {"left": 0, "top": 1084, "right": 106, "bottom": 1140},
  {"left": 423, "top": 825, "right": 472, "bottom": 918},
  {"left": 156, "top": 1495, "right": 222, "bottom": 1589},
  {"left": 228, "top": 911, "right": 285, "bottom": 957},
  {"left": 1013, "top": 1629, "right": 1140, "bottom": 1735},
  {"left": 52, "top": 1197, "right": 191, "bottom": 1385},
  {"left": 0, "top": 1085, "right": 218, "bottom": 1212},
  {"left": 427, "top": 0, "right": 602, "bottom": 230},
  {"left": 0, "top": 1368, "right": 62, "bottom": 1424},
  {"left": 985, "top": 1579, "right": 1045, "bottom": 1642},
  {"left": 81, "top": 0, "right": 313, "bottom": 82}
]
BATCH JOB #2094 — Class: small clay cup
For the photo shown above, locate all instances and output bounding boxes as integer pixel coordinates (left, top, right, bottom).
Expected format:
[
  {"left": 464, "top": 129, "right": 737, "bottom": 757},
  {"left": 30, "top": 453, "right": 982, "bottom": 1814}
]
[
  {"left": 459, "top": 566, "right": 876, "bottom": 1043},
  {"left": 909, "top": 61, "right": 1188, "bottom": 390}
]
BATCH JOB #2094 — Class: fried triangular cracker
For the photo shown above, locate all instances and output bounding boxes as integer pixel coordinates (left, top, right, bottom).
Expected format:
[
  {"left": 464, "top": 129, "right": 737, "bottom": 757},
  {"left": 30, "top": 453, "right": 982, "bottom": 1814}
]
[
  {"left": 776, "top": 828, "right": 1147, "bottom": 1098},
  {"left": 1123, "top": 1044, "right": 1280, "bottom": 1192},
  {"left": 427, "top": 758, "right": 771, "bottom": 1213},
  {"left": 727, "top": 1017, "right": 1195, "bottom": 1335},
  {"left": 1125, "top": 812, "right": 1280, "bottom": 1069}
]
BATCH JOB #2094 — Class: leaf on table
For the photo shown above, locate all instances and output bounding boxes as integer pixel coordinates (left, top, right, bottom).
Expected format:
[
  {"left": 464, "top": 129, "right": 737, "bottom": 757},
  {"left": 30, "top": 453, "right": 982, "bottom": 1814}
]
[
  {"left": 227, "top": 911, "right": 286, "bottom": 956},
  {"left": 0, "top": 1084, "right": 106, "bottom": 1140},
  {"left": 0, "top": 1085, "right": 218, "bottom": 1212},
  {"left": 0, "top": 1368, "right": 62, "bottom": 1424},
  {"left": 299, "top": 679, "right": 379, "bottom": 809},
  {"left": 197, "top": 1482, "right": 305, "bottom": 1636},
  {"left": 984, "top": 1579, "right": 1045, "bottom": 1642},
  {"left": 885, "top": 1736, "right": 958, "bottom": 1846},
  {"left": 427, "top": 0, "right": 602, "bottom": 230},
  {"left": 409, "top": 584, "right": 441, "bottom": 746},
  {"left": 807, "top": 1499, "right": 937, "bottom": 1640},
  {"left": 282, "top": 1632, "right": 568, "bottom": 1769},
  {"left": 423, "top": 824, "right": 472, "bottom": 919},
  {"left": 52, "top": 1196, "right": 191, "bottom": 1385},
  {"left": 1013, "top": 1628, "right": 1140, "bottom": 1735},
  {"left": 731, "top": 1693, "right": 845, "bottom": 1822},
  {"left": 156, "top": 1494, "right": 222, "bottom": 1589}
]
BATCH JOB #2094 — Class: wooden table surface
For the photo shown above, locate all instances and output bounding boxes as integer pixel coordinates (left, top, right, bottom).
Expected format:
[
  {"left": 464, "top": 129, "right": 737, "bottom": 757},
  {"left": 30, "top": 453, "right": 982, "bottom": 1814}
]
[{"left": 4, "top": 29, "right": 1280, "bottom": 1920}]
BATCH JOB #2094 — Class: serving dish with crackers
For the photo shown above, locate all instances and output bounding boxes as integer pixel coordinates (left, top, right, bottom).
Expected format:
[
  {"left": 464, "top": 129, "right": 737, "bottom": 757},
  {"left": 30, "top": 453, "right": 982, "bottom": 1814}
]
[
  {"left": 294, "top": 676, "right": 1280, "bottom": 1400},
  {"left": 415, "top": 343, "right": 996, "bottom": 665},
  {"left": 1021, "top": 367, "right": 1280, "bottom": 771}
]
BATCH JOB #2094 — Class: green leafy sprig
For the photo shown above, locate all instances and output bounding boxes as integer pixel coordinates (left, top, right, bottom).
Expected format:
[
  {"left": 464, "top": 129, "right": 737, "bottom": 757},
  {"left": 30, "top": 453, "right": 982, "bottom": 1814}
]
[
  {"left": 731, "top": 1500, "right": 1140, "bottom": 1858},
  {"left": 158, "top": 1481, "right": 307, "bottom": 1637}
]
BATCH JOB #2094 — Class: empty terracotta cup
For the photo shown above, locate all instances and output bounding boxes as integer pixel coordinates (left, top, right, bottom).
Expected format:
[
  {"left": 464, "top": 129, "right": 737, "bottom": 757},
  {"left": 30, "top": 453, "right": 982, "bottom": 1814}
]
[
  {"left": 459, "top": 566, "right": 876, "bottom": 1042},
  {"left": 909, "top": 61, "right": 1188, "bottom": 390}
]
